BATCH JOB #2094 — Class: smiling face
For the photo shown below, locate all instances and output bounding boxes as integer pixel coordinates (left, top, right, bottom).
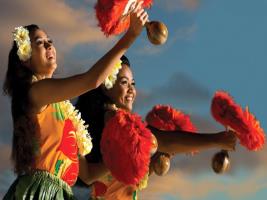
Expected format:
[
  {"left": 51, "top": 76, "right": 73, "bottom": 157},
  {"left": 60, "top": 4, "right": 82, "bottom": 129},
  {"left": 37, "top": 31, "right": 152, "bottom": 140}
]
[
  {"left": 104, "top": 64, "right": 136, "bottom": 112},
  {"left": 27, "top": 29, "right": 57, "bottom": 78}
]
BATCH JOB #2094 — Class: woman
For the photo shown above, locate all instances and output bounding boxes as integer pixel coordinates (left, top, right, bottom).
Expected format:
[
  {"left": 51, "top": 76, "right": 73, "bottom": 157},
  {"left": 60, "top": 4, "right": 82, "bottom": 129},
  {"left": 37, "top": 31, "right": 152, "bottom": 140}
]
[
  {"left": 75, "top": 55, "right": 237, "bottom": 200},
  {"left": 3, "top": 2, "right": 148, "bottom": 199}
]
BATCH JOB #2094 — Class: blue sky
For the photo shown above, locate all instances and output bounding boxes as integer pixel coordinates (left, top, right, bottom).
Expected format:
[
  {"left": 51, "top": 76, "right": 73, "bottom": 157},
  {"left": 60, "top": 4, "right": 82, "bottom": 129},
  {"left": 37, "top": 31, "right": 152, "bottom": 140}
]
[{"left": 0, "top": 0, "right": 266, "bottom": 199}]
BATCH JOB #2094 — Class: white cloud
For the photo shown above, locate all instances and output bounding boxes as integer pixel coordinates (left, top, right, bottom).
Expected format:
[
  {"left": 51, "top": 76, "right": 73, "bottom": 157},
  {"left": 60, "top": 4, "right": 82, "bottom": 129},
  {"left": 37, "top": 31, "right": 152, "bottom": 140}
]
[
  {"left": 0, "top": 0, "right": 115, "bottom": 76},
  {"left": 140, "top": 146, "right": 267, "bottom": 200},
  {"left": 0, "top": 0, "right": 107, "bottom": 47}
]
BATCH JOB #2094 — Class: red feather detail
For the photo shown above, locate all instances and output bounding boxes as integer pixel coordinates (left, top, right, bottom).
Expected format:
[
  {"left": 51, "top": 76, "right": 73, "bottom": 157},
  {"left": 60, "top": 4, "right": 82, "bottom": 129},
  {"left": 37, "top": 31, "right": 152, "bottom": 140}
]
[
  {"left": 95, "top": 0, "right": 153, "bottom": 36},
  {"left": 62, "top": 162, "right": 79, "bottom": 186},
  {"left": 101, "top": 110, "right": 152, "bottom": 185},
  {"left": 240, "top": 107, "right": 265, "bottom": 151},
  {"left": 146, "top": 105, "right": 197, "bottom": 132},
  {"left": 211, "top": 91, "right": 265, "bottom": 151},
  {"left": 57, "top": 119, "right": 78, "bottom": 160},
  {"left": 57, "top": 119, "right": 79, "bottom": 186},
  {"left": 211, "top": 91, "right": 248, "bottom": 135}
]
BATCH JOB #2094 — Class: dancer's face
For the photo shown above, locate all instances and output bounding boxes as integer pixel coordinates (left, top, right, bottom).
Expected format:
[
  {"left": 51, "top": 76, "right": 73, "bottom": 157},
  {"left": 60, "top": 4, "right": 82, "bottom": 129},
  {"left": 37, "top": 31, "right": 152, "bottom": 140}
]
[
  {"left": 27, "top": 29, "right": 57, "bottom": 78},
  {"left": 105, "top": 65, "right": 136, "bottom": 112}
]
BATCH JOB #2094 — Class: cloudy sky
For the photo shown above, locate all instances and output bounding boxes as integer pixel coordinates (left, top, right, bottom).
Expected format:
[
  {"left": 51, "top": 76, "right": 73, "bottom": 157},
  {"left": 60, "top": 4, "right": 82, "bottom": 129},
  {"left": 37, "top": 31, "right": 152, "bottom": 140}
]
[{"left": 0, "top": 0, "right": 267, "bottom": 199}]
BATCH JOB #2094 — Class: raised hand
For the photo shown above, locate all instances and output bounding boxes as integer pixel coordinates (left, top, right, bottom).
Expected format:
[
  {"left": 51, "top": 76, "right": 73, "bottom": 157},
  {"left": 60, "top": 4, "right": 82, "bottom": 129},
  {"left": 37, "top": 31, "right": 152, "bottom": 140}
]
[{"left": 127, "top": 1, "right": 149, "bottom": 37}]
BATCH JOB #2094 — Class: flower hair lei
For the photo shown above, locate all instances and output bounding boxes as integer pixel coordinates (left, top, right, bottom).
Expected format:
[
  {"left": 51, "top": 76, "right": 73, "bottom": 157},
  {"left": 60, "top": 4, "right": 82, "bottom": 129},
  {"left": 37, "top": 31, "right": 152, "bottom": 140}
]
[
  {"left": 104, "top": 60, "right": 122, "bottom": 89},
  {"left": 13, "top": 26, "right": 32, "bottom": 61},
  {"left": 59, "top": 100, "right": 92, "bottom": 155}
]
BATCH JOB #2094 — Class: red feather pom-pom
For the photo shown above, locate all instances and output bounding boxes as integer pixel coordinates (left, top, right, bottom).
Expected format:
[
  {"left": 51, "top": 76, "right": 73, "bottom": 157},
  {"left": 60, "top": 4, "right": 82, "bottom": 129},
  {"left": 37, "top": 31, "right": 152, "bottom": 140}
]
[
  {"left": 240, "top": 107, "right": 265, "bottom": 151},
  {"left": 101, "top": 109, "right": 152, "bottom": 185},
  {"left": 95, "top": 0, "right": 153, "bottom": 36},
  {"left": 211, "top": 91, "right": 248, "bottom": 134},
  {"left": 211, "top": 91, "right": 265, "bottom": 151},
  {"left": 146, "top": 105, "right": 197, "bottom": 132}
]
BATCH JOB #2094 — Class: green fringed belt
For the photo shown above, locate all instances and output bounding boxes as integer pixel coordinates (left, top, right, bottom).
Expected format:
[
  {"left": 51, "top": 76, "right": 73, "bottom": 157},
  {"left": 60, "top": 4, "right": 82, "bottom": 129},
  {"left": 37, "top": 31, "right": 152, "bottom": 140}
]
[{"left": 3, "top": 170, "right": 75, "bottom": 200}]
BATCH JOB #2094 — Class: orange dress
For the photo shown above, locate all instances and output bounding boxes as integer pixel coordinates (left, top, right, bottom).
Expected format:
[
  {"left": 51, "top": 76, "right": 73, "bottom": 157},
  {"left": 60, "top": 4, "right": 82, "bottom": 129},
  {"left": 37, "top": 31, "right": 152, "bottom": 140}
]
[
  {"left": 91, "top": 174, "right": 138, "bottom": 200},
  {"left": 35, "top": 103, "right": 79, "bottom": 186}
]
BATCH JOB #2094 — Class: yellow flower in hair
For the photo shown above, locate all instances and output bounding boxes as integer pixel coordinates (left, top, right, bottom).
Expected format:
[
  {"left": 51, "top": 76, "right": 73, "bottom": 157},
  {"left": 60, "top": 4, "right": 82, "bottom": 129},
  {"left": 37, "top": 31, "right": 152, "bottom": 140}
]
[
  {"left": 13, "top": 26, "right": 30, "bottom": 45},
  {"left": 17, "top": 42, "right": 32, "bottom": 61},
  {"left": 13, "top": 26, "right": 32, "bottom": 61},
  {"left": 104, "top": 60, "right": 122, "bottom": 89}
]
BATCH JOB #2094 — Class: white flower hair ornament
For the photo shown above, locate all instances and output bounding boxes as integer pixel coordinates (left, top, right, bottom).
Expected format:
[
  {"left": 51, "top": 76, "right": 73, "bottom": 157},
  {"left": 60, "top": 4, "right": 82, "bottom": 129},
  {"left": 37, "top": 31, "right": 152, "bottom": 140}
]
[
  {"left": 104, "top": 60, "right": 122, "bottom": 89},
  {"left": 13, "top": 26, "right": 32, "bottom": 62}
]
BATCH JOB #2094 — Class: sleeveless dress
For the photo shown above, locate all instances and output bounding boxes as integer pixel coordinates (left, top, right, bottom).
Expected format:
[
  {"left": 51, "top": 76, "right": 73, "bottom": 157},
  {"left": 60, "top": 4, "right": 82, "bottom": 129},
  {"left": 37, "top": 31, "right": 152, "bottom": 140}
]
[
  {"left": 91, "top": 173, "right": 138, "bottom": 200},
  {"left": 4, "top": 102, "right": 80, "bottom": 200}
]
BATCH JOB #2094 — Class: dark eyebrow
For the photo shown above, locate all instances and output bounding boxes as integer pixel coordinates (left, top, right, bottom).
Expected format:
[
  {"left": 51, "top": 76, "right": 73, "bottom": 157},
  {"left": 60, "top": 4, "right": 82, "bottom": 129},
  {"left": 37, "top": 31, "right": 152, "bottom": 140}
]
[
  {"left": 34, "top": 36, "right": 41, "bottom": 40},
  {"left": 118, "top": 76, "right": 134, "bottom": 81},
  {"left": 33, "top": 35, "right": 50, "bottom": 41}
]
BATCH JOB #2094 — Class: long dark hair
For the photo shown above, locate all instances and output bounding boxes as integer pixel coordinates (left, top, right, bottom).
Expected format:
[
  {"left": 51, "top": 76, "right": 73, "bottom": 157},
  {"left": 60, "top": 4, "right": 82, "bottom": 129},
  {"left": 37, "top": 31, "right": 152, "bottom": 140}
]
[
  {"left": 75, "top": 55, "right": 130, "bottom": 163},
  {"left": 3, "top": 24, "right": 40, "bottom": 175}
]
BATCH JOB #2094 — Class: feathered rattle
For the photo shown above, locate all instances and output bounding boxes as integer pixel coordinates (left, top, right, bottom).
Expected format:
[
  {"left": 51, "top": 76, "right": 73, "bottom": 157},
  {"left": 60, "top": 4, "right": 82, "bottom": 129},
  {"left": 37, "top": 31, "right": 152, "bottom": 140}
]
[
  {"left": 100, "top": 104, "right": 197, "bottom": 186},
  {"left": 95, "top": 0, "right": 168, "bottom": 45},
  {"left": 211, "top": 90, "right": 265, "bottom": 173},
  {"left": 146, "top": 105, "right": 197, "bottom": 176}
]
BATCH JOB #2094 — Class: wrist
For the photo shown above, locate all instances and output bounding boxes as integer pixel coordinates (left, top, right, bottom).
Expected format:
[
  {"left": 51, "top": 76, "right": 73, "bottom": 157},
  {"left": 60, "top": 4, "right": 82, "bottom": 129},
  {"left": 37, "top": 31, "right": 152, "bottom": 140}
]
[{"left": 125, "top": 29, "right": 139, "bottom": 40}]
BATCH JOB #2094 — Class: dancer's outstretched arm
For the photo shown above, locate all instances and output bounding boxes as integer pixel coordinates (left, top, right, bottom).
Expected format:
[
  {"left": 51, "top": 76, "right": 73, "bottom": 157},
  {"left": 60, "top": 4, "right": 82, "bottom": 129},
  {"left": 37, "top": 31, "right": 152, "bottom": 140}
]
[{"left": 148, "top": 126, "right": 236, "bottom": 155}]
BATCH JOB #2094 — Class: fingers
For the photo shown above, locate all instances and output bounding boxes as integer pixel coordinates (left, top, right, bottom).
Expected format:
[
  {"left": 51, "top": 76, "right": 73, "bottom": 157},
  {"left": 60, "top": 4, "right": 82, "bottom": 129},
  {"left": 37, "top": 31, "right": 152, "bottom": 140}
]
[
  {"left": 131, "top": 0, "right": 149, "bottom": 24},
  {"left": 136, "top": 8, "right": 144, "bottom": 17},
  {"left": 139, "top": 9, "right": 149, "bottom": 25},
  {"left": 217, "top": 130, "right": 237, "bottom": 151},
  {"left": 127, "top": 1, "right": 149, "bottom": 36},
  {"left": 128, "top": 1, "right": 137, "bottom": 13},
  {"left": 133, "top": 1, "right": 143, "bottom": 13},
  {"left": 228, "top": 132, "right": 237, "bottom": 151}
]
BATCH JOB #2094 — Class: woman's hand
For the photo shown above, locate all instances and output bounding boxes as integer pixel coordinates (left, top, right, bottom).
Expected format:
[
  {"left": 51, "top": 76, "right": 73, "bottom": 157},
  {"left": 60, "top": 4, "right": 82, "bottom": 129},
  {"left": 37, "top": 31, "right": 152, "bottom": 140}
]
[
  {"left": 127, "top": 1, "right": 149, "bottom": 37},
  {"left": 216, "top": 130, "right": 237, "bottom": 151}
]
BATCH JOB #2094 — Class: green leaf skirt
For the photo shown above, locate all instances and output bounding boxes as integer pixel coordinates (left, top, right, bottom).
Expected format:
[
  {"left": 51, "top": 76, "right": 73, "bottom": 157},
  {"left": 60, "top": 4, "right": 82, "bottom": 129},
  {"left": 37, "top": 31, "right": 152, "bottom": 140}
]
[{"left": 3, "top": 170, "right": 76, "bottom": 200}]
